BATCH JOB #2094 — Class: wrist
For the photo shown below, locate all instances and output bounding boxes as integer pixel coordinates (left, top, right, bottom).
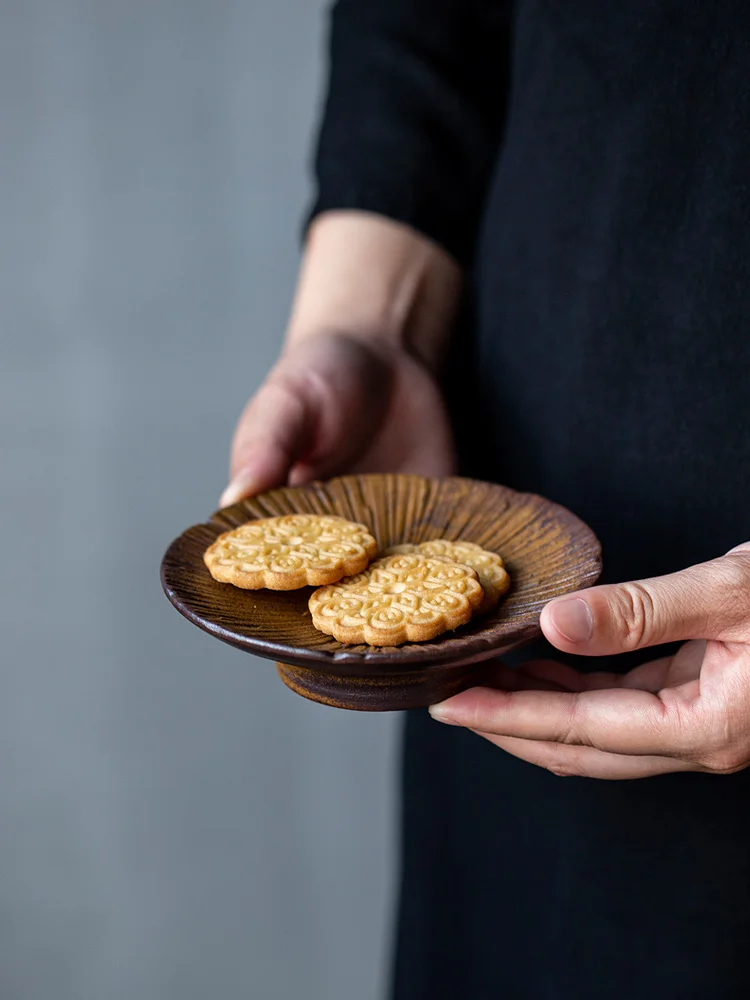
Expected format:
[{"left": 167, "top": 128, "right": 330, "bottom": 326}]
[{"left": 285, "top": 211, "right": 462, "bottom": 372}]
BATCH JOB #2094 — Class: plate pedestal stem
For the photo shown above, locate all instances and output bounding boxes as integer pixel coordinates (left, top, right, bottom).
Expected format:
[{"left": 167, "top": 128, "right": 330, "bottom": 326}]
[{"left": 276, "top": 659, "right": 498, "bottom": 712}]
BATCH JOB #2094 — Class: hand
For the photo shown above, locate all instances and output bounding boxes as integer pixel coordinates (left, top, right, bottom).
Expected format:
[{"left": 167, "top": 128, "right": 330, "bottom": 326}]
[
  {"left": 220, "top": 331, "right": 456, "bottom": 505},
  {"left": 429, "top": 544, "right": 750, "bottom": 779}
]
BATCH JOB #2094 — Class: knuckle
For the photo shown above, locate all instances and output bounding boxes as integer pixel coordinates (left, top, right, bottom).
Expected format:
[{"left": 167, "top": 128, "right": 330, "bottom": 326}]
[
  {"left": 556, "top": 696, "right": 583, "bottom": 747},
  {"left": 721, "top": 552, "right": 750, "bottom": 596},
  {"left": 719, "top": 553, "right": 750, "bottom": 592},
  {"left": 700, "top": 733, "right": 750, "bottom": 774},
  {"left": 547, "top": 754, "right": 589, "bottom": 779},
  {"left": 688, "top": 702, "right": 750, "bottom": 774},
  {"left": 541, "top": 749, "right": 578, "bottom": 777},
  {"left": 703, "top": 747, "right": 747, "bottom": 775},
  {"left": 539, "top": 741, "right": 589, "bottom": 779},
  {"left": 264, "top": 368, "right": 307, "bottom": 400},
  {"left": 614, "top": 582, "right": 658, "bottom": 649},
  {"left": 725, "top": 541, "right": 750, "bottom": 558},
  {"left": 549, "top": 765, "right": 575, "bottom": 778},
  {"left": 705, "top": 555, "right": 750, "bottom": 638}
]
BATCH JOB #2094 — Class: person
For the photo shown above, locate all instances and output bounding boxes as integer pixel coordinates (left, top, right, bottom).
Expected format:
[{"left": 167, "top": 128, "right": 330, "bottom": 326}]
[{"left": 221, "top": 2, "right": 750, "bottom": 996}]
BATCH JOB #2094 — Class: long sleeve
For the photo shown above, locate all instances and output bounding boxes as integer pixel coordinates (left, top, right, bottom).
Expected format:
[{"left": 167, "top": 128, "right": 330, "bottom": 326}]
[{"left": 309, "top": 0, "right": 512, "bottom": 266}]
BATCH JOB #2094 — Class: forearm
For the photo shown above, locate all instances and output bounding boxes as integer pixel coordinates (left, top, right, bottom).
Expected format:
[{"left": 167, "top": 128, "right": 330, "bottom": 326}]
[
  {"left": 285, "top": 210, "right": 462, "bottom": 371},
  {"left": 290, "top": 2, "right": 512, "bottom": 370}
]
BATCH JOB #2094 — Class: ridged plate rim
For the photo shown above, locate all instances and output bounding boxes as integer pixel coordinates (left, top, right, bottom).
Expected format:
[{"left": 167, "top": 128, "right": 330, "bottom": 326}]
[{"left": 160, "top": 474, "right": 602, "bottom": 675}]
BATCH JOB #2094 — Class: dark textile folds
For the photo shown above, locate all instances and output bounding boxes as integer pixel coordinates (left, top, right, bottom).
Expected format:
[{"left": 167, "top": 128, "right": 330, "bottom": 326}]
[{"left": 312, "top": 3, "right": 750, "bottom": 996}]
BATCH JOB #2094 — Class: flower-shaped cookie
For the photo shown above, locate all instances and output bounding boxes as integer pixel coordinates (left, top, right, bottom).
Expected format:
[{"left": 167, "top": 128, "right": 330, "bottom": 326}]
[
  {"left": 387, "top": 539, "right": 510, "bottom": 614},
  {"left": 309, "top": 553, "right": 484, "bottom": 646},
  {"left": 204, "top": 514, "right": 378, "bottom": 590}
]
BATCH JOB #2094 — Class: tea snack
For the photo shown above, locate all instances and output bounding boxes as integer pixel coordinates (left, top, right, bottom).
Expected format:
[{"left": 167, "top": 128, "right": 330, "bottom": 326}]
[
  {"left": 387, "top": 539, "right": 510, "bottom": 614},
  {"left": 204, "top": 514, "right": 378, "bottom": 590},
  {"left": 309, "top": 553, "right": 483, "bottom": 646}
]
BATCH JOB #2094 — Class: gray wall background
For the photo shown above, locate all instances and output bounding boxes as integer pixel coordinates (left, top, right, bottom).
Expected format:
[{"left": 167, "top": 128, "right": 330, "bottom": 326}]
[{"left": 1, "top": 3, "right": 399, "bottom": 998}]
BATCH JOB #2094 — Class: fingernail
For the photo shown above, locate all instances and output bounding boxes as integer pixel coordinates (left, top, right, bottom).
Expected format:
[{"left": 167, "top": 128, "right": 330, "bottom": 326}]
[
  {"left": 428, "top": 704, "right": 459, "bottom": 725},
  {"left": 219, "top": 476, "right": 254, "bottom": 508},
  {"left": 549, "top": 598, "right": 593, "bottom": 644}
]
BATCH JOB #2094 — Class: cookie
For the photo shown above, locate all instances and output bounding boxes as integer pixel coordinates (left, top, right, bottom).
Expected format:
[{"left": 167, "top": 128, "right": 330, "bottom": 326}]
[
  {"left": 386, "top": 540, "right": 510, "bottom": 614},
  {"left": 204, "top": 514, "right": 378, "bottom": 590},
  {"left": 309, "top": 553, "right": 484, "bottom": 646}
]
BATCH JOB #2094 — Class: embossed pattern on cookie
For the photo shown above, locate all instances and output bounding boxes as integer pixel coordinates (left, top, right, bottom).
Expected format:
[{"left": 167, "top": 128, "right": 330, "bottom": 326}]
[
  {"left": 309, "top": 553, "right": 484, "bottom": 646},
  {"left": 387, "top": 539, "right": 510, "bottom": 614},
  {"left": 204, "top": 514, "right": 378, "bottom": 590}
]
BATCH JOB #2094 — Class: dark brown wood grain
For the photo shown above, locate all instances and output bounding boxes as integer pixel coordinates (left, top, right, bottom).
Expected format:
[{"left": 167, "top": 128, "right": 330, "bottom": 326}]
[{"left": 160, "top": 474, "right": 602, "bottom": 710}]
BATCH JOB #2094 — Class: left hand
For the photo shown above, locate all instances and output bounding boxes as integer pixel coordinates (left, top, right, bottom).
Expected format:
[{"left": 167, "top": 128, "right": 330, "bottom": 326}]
[{"left": 429, "top": 544, "right": 750, "bottom": 779}]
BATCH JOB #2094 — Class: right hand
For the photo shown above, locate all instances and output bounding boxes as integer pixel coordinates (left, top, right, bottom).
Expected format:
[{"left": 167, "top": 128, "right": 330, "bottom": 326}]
[{"left": 219, "top": 331, "right": 456, "bottom": 507}]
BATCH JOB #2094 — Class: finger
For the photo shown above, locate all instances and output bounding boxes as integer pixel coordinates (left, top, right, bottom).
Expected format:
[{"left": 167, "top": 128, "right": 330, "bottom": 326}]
[
  {"left": 587, "top": 655, "right": 681, "bottom": 692},
  {"left": 519, "top": 656, "right": 677, "bottom": 694},
  {"left": 516, "top": 660, "right": 589, "bottom": 691},
  {"left": 221, "top": 379, "right": 312, "bottom": 506},
  {"left": 474, "top": 733, "right": 698, "bottom": 779},
  {"left": 472, "top": 659, "right": 574, "bottom": 693},
  {"left": 222, "top": 333, "right": 395, "bottom": 505},
  {"left": 540, "top": 548, "right": 750, "bottom": 656},
  {"left": 521, "top": 643, "right": 707, "bottom": 695},
  {"left": 429, "top": 684, "right": 688, "bottom": 757}
]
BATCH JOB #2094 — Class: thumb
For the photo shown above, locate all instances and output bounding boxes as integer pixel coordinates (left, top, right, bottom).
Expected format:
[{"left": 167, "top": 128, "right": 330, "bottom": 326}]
[
  {"left": 220, "top": 377, "right": 311, "bottom": 507},
  {"left": 540, "top": 547, "right": 750, "bottom": 656}
]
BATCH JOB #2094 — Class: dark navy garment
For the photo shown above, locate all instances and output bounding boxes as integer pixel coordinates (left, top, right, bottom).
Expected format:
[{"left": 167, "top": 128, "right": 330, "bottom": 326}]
[{"left": 311, "top": 2, "right": 750, "bottom": 996}]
